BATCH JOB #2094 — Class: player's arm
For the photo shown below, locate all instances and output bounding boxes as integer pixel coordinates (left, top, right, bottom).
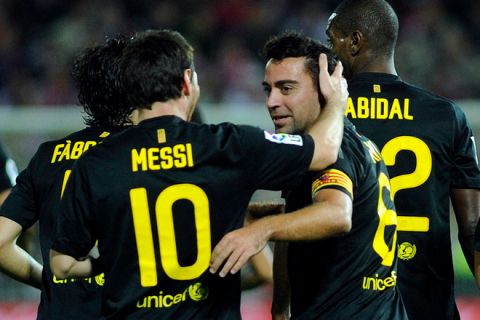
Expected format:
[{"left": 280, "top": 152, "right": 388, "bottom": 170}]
[
  {"left": 0, "top": 188, "right": 11, "bottom": 206},
  {"left": 49, "top": 249, "right": 95, "bottom": 279},
  {"left": 475, "top": 220, "right": 480, "bottom": 287},
  {"left": 0, "top": 216, "right": 42, "bottom": 289},
  {"left": 210, "top": 188, "right": 352, "bottom": 276},
  {"left": 450, "top": 188, "right": 480, "bottom": 274},
  {"left": 271, "top": 242, "right": 290, "bottom": 320},
  {"left": 306, "top": 53, "right": 347, "bottom": 171}
]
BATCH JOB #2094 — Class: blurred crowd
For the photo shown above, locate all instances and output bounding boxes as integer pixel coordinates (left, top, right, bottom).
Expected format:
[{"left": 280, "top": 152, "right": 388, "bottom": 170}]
[{"left": 0, "top": 0, "right": 479, "bottom": 107}]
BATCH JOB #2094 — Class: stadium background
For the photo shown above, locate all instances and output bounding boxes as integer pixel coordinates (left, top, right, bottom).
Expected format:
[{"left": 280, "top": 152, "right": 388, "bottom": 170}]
[{"left": 0, "top": 0, "right": 479, "bottom": 318}]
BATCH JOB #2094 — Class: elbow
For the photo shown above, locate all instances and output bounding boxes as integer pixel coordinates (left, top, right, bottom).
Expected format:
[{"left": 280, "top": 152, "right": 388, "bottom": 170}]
[
  {"left": 311, "top": 148, "right": 339, "bottom": 171},
  {"left": 334, "top": 207, "right": 352, "bottom": 236},
  {"left": 49, "top": 250, "right": 72, "bottom": 279}
]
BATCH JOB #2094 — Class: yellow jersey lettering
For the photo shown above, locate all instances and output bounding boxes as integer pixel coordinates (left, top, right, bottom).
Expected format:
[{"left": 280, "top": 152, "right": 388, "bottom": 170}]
[
  {"left": 147, "top": 148, "right": 161, "bottom": 170},
  {"left": 70, "top": 141, "right": 84, "bottom": 159},
  {"left": 404, "top": 98, "right": 413, "bottom": 120},
  {"left": 345, "top": 97, "right": 357, "bottom": 118},
  {"left": 346, "top": 97, "right": 414, "bottom": 120},
  {"left": 376, "top": 98, "right": 388, "bottom": 119},
  {"left": 59, "top": 140, "right": 72, "bottom": 161},
  {"left": 362, "top": 271, "right": 397, "bottom": 291},
  {"left": 136, "top": 283, "right": 207, "bottom": 309},
  {"left": 51, "top": 140, "right": 98, "bottom": 163},
  {"left": 160, "top": 147, "right": 174, "bottom": 169},
  {"left": 358, "top": 97, "right": 369, "bottom": 118},
  {"left": 131, "top": 144, "right": 194, "bottom": 172},
  {"left": 132, "top": 148, "right": 148, "bottom": 172}
]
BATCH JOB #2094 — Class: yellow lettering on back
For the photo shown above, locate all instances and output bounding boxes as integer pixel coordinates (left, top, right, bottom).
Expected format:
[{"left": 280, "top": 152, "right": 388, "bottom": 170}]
[
  {"left": 345, "top": 97, "right": 357, "bottom": 118},
  {"left": 132, "top": 148, "right": 148, "bottom": 172},
  {"left": 358, "top": 97, "right": 369, "bottom": 118},
  {"left": 389, "top": 99, "right": 403, "bottom": 119},
  {"left": 376, "top": 98, "right": 389, "bottom": 119}
]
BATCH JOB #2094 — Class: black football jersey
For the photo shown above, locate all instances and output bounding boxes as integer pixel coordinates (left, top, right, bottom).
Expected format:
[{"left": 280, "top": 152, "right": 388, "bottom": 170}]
[
  {"left": 52, "top": 116, "right": 316, "bottom": 319},
  {"left": 346, "top": 72, "right": 480, "bottom": 320},
  {"left": 0, "top": 127, "right": 123, "bottom": 320},
  {"left": 285, "top": 120, "right": 407, "bottom": 319},
  {"left": 0, "top": 142, "right": 17, "bottom": 192}
]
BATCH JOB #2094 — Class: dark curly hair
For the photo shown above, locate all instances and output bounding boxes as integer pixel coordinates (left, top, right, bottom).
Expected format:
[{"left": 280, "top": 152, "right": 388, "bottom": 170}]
[
  {"left": 262, "top": 31, "right": 337, "bottom": 90},
  {"left": 120, "top": 29, "right": 194, "bottom": 110},
  {"left": 72, "top": 36, "right": 132, "bottom": 127}
]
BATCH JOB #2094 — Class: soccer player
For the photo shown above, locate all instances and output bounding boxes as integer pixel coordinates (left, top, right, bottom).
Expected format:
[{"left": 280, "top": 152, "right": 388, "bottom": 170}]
[
  {"left": 209, "top": 32, "right": 407, "bottom": 319},
  {"left": 0, "top": 37, "right": 132, "bottom": 319},
  {"left": 326, "top": 0, "right": 480, "bottom": 319},
  {"left": 0, "top": 142, "right": 18, "bottom": 205},
  {"left": 49, "top": 29, "right": 347, "bottom": 319}
]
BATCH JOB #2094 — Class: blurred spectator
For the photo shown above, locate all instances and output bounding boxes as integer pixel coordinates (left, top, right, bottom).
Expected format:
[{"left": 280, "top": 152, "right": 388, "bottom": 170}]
[{"left": 0, "top": 0, "right": 478, "bottom": 106}]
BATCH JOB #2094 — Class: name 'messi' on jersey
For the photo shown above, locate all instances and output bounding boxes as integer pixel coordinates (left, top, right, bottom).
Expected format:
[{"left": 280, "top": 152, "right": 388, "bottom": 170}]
[
  {"left": 131, "top": 143, "right": 194, "bottom": 172},
  {"left": 345, "top": 97, "right": 414, "bottom": 120}
]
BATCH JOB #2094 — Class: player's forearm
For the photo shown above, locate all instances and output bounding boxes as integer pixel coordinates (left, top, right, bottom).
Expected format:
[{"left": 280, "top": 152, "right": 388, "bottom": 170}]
[
  {"left": 307, "top": 108, "right": 344, "bottom": 171},
  {"left": 248, "top": 202, "right": 285, "bottom": 219},
  {"left": 475, "top": 251, "right": 480, "bottom": 287},
  {"left": 260, "top": 201, "right": 351, "bottom": 241},
  {"left": 0, "top": 243, "right": 42, "bottom": 289},
  {"left": 50, "top": 250, "right": 93, "bottom": 279}
]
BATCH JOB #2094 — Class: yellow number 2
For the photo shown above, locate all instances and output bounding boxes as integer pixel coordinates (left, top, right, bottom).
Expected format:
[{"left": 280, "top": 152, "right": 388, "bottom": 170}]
[{"left": 381, "top": 136, "right": 432, "bottom": 232}]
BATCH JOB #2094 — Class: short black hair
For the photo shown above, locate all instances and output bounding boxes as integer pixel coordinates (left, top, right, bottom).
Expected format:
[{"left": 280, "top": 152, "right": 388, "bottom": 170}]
[
  {"left": 262, "top": 31, "right": 336, "bottom": 90},
  {"left": 120, "top": 29, "right": 194, "bottom": 110},
  {"left": 331, "top": 0, "right": 398, "bottom": 56},
  {"left": 72, "top": 36, "right": 131, "bottom": 127}
]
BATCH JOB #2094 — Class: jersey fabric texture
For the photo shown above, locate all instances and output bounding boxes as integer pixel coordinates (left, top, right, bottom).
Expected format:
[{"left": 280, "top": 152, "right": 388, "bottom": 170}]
[
  {"left": 0, "top": 142, "right": 18, "bottom": 192},
  {"left": 285, "top": 120, "right": 407, "bottom": 319},
  {"left": 52, "top": 115, "right": 316, "bottom": 320},
  {"left": 0, "top": 127, "right": 123, "bottom": 320},
  {"left": 346, "top": 72, "right": 480, "bottom": 320}
]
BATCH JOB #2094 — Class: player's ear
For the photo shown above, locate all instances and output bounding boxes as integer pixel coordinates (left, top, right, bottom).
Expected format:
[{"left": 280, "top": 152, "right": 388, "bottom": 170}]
[
  {"left": 182, "top": 69, "right": 193, "bottom": 97},
  {"left": 349, "top": 31, "right": 363, "bottom": 56}
]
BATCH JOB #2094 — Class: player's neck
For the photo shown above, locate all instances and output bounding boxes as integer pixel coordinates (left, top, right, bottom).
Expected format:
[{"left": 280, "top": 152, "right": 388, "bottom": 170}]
[
  {"left": 137, "top": 100, "right": 189, "bottom": 122},
  {"left": 354, "top": 54, "right": 397, "bottom": 76}
]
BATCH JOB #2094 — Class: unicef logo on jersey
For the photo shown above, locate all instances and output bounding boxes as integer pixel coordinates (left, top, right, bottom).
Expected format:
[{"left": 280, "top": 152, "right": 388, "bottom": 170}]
[
  {"left": 188, "top": 282, "right": 209, "bottom": 301},
  {"left": 136, "top": 282, "right": 209, "bottom": 309},
  {"left": 398, "top": 242, "right": 417, "bottom": 260}
]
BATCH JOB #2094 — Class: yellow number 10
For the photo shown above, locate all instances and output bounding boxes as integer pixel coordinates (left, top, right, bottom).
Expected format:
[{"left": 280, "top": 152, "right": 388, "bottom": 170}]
[{"left": 130, "top": 184, "right": 211, "bottom": 287}]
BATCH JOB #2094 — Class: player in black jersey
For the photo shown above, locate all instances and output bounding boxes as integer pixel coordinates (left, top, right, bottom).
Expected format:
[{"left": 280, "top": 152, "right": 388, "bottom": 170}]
[
  {"left": 209, "top": 32, "right": 407, "bottom": 319},
  {"left": 326, "top": 0, "right": 480, "bottom": 319},
  {"left": 0, "top": 142, "right": 17, "bottom": 205},
  {"left": 0, "top": 37, "right": 132, "bottom": 319},
  {"left": 49, "top": 29, "right": 347, "bottom": 319}
]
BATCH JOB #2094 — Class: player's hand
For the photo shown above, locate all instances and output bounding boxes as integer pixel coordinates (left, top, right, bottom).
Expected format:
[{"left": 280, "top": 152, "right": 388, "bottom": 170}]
[
  {"left": 319, "top": 53, "right": 348, "bottom": 113},
  {"left": 210, "top": 222, "right": 268, "bottom": 277}
]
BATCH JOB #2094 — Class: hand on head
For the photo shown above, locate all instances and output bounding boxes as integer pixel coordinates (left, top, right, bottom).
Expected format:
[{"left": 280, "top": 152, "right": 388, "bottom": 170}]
[{"left": 319, "top": 53, "right": 348, "bottom": 114}]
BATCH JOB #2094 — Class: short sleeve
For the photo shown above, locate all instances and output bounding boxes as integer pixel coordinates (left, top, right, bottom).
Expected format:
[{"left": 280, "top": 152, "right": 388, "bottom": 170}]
[
  {"left": 239, "top": 126, "right": 315, "bottom": 190},
  {"left": 51, "top": 160, "right": 96, "bottom": 259},
  {"left": 0, "top": 143, "right": 18, "bottom": 191},
  {"left": 450, "top": 105, "right": 480, "bottom": 189},
  {"left": 0, "top": 158, "right": 37, "bottom": 229}
]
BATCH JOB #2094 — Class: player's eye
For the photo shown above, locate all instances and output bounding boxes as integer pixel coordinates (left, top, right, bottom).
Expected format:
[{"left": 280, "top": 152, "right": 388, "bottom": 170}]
[
  {"left": 280, "top": 85, "right": 293, "bottom": 94},
  {"left": 262, "top": 86, "right": 271, "bottom": 95}
]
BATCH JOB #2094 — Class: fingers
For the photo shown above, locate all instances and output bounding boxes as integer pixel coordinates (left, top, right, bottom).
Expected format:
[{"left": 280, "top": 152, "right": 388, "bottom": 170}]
[
  {"left": 209, "top": 239, "right": 248, "bottom": 277},
  {"left": 332, "top": 59, "right": 344, "bottom": 79},
  {"left": 318, "top": 53, "right": 331, "bottom": 94}
]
